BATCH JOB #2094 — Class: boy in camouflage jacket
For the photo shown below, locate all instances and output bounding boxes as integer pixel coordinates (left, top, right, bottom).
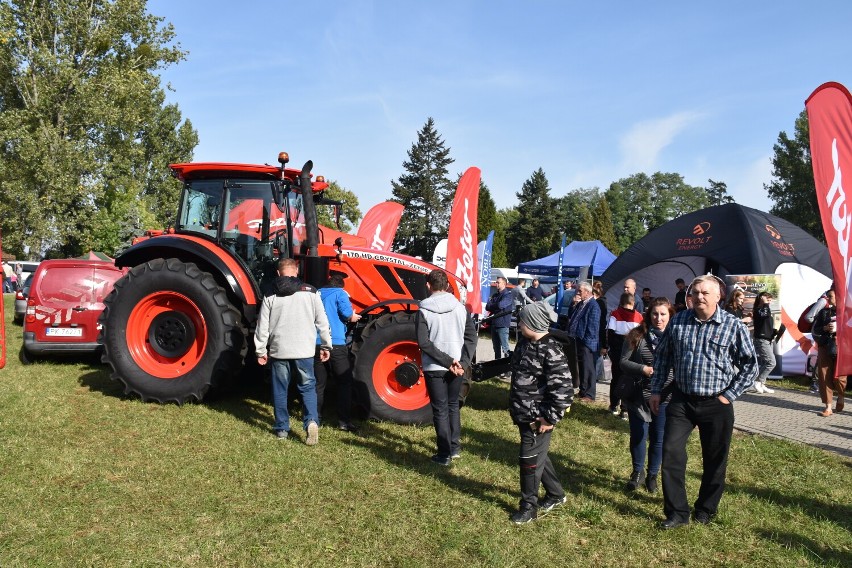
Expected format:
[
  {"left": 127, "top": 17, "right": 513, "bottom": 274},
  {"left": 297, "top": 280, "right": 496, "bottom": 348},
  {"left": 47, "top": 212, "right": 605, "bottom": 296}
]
[{"left": 509, "top": 301, "right": 573, "bottom": 524}]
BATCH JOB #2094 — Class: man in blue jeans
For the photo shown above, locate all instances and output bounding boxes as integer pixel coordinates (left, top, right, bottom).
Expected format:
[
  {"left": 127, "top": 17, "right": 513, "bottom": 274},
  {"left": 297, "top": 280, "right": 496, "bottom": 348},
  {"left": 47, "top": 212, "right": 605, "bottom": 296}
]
[
  {"left": 485, "top": 276, "right": 514, "bottom": 359},
  {"left": 255, "top": 258, "right": 331, "bottom": 445}
]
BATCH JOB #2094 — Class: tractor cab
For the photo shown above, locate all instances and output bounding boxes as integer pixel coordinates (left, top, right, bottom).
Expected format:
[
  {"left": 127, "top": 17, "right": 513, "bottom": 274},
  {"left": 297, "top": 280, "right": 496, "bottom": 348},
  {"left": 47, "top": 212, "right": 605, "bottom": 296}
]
[{"left": 170, "top": 157, "right": 325, "bottom": 293}]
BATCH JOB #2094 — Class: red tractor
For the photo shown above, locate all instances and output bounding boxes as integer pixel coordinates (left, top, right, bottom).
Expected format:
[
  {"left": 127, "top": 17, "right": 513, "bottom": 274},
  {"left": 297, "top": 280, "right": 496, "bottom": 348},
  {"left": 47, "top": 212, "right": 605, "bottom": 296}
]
[{"left": 99, "top": 153, "right": 467, "bottom": 425}]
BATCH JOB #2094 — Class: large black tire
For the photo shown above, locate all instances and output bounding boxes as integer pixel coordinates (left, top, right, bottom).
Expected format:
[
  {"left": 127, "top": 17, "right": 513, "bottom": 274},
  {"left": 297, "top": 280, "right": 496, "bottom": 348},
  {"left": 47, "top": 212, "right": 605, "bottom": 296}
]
[
  {"left": 99, "top": 258, "right": 247, "bottom": 403},
  {"left": 352, "top": 312, "right": 433, "bottom": 425}
]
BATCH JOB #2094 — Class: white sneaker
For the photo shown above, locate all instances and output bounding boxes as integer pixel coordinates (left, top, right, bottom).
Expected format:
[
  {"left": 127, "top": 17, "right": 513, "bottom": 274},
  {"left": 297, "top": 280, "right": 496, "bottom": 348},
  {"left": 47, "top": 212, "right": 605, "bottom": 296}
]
[
  {"left": 306, "top": 421, "right": 319, "bottom": 446},
  {"left": 754, "top": 382, "right": 766, "bottom": 393},
  {"left": 762, "top": 384, "right": 775, "bottom": 394}
]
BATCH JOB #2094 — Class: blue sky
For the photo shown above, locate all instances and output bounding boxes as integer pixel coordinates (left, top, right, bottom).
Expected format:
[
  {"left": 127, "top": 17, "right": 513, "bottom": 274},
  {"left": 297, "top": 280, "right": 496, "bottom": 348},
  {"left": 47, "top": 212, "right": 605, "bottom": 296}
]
[{"left": 148, "top": 1, "right": 852, "bottom": 218}]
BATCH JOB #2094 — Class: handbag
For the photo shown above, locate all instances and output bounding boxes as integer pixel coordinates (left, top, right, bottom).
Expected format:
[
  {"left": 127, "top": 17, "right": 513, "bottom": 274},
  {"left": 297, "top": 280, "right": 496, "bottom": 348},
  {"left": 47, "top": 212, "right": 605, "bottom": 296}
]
[{"left": 615, "top": 374, "right": 643, "bottom": 403}]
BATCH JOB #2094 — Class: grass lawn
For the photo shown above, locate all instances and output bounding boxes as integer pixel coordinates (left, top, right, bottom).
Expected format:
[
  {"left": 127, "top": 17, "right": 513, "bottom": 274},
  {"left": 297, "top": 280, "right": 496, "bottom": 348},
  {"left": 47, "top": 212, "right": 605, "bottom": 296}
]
[{"left": 1, "top": 296, "right": 850, "bottom": 567}]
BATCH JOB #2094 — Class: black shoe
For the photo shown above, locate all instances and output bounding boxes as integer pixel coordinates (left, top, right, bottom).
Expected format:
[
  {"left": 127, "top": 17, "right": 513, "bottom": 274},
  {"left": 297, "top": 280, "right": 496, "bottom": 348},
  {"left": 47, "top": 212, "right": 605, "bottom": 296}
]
[
  {"left": 660, "top": 517, "right": 689, "bottom": 530},
  {"left": 692, "top": 511, "right": 714, "bottom": 525},
  {"left": 645, "top": 474, "right": 658, "bottom": 493},
  {"left": 430, "top": 454, "right": 451, "bottom": 466},
  {"left": 538, "top": 495, "right": 566, "bottom": 513},
  {"left": 511, "top": 507, "right": 538, "bottom": 524},
  {"left": 625, "top": 470, "right": 645, "bottom": 491},
  {"left": 338, "top": 422, "right": 359, "bottom": 432}
]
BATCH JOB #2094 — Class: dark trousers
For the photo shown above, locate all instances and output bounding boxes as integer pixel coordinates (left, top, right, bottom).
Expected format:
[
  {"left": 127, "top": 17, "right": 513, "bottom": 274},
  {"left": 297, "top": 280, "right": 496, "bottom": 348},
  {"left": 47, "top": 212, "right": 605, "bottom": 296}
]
[
  {"left": 424, "top": 370, "right": 463, "bottom": 459},
  {"left": 314, "top": 344, "right": 354, "bottom": 425},
  {"left": 608, "top": 335, "right": 626, "bottom": 408},
  {"left": 577, "top": 343, "right": 596, "bottom": 400},
  {"left": 518, "top": 422, "right": 564, "bottom": 510},
  {"left": 661, "top": 392, "right": 734, "bottom": 521},
  {"left": 565, "top": 338, "right": 580, "bottom": 389}
]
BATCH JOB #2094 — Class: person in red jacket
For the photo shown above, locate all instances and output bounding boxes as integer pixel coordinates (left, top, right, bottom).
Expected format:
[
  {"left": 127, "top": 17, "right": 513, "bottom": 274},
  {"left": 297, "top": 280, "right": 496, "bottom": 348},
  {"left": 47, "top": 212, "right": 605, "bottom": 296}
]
[{"left": 606, "top": 293, "right": 644, "bottom": 417}]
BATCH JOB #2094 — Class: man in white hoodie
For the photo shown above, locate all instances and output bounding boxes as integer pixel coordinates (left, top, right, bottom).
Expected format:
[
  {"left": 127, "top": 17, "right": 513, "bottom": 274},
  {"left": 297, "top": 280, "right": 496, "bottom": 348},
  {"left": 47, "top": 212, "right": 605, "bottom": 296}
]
[
  {"left": 415, "top": 269, "right": 477, "bottom": 466},
  {"left": 255, "top": 258, "right": 332, "bottom": 445}
]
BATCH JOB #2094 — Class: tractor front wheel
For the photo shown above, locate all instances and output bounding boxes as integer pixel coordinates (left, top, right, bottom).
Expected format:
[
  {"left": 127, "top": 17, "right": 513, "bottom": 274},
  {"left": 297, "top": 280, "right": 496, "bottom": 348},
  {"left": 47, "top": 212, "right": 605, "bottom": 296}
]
[
  {"left": 99, "top": 258, "right": 246, "bottom": 403},
  {"left": 352, "top": 312, "right": 433, "bottom": 425}
]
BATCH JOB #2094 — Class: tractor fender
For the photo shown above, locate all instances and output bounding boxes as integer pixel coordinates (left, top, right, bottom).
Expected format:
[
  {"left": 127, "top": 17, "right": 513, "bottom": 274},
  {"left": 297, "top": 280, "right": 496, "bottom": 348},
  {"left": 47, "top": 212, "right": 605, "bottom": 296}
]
[{"left": 115, "top": 235, "right": 259, "bottom": 313}]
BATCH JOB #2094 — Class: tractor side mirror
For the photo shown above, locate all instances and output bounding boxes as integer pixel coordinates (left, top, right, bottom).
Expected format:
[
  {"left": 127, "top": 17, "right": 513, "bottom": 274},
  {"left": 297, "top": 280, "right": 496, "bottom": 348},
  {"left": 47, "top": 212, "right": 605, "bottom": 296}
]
[{"left": 273, "top": 181, "right": 289, "bottom": 210}]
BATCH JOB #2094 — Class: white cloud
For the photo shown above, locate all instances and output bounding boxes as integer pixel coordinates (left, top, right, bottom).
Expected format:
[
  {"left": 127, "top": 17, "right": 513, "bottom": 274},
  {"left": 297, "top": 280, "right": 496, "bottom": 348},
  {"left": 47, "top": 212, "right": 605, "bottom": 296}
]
[{"left": 619, "top": 111, "right": 704, "bottom": 172}]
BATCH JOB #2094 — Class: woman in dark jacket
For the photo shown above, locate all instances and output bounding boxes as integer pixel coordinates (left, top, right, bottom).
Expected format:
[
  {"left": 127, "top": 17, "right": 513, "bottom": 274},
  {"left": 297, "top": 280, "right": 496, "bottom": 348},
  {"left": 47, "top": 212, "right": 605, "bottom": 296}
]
[
  {"left": 619, "top": 297, "right": 675, "bottom": 493},
  {"left": 751, "top": 291, "right": 778, "bottom": 394}
]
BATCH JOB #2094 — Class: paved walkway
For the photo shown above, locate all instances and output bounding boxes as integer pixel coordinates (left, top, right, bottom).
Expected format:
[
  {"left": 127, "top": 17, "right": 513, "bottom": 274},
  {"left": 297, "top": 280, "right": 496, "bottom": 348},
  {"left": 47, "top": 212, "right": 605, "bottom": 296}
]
[
  {"left": 475, "top": 337, "right": 852, "bottom": 459},
  {"left": 595, "top": 379, "right": 852, "bottom": 459}
]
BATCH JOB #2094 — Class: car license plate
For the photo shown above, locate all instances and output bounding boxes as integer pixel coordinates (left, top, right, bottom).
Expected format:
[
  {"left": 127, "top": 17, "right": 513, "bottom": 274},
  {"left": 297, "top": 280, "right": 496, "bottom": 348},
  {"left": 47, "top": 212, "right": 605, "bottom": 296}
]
[{"left": 46, "top": 327, "right": 83, "bottom": 337}]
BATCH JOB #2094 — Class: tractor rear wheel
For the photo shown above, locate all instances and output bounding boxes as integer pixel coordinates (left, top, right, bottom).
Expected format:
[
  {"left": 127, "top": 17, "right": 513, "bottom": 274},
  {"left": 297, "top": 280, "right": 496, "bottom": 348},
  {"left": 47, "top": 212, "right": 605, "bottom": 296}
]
[
  {"left": 99, "top": 258, "right": 246, "bottom": 403},
  {"left": 352, "top": 312, "right": 432, "bottom": 425}
]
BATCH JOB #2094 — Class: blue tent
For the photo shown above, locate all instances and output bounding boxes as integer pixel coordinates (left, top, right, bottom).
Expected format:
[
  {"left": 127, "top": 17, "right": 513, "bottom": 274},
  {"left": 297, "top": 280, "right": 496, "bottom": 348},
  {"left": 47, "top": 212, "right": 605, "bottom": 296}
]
[{"left": 518, "top": 240, "right": 616, "bottom": 278}]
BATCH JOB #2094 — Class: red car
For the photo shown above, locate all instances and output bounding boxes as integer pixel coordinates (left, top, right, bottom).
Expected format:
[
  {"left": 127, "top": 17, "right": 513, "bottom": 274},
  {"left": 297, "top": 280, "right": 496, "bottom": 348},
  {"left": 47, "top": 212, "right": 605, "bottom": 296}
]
[{"left": 22, "top": 259, "right": 126, "bottom": 363}]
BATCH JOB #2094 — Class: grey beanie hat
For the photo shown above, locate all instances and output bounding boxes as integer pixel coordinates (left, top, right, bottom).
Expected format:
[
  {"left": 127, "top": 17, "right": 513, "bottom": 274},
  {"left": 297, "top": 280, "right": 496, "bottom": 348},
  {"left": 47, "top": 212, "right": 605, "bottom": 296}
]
[{"left": 519, "top": 300, "right": 557, "bottom": 333}]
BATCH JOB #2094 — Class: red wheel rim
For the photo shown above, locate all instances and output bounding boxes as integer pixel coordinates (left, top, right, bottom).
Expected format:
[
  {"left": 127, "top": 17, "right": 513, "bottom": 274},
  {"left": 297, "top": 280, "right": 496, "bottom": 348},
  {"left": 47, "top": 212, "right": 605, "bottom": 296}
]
[
  {"left": 371, "top": 340, "right": 428, "bottom": 411},
  {"left": 125, "top": 291, "right": 208, "bottom": 379}
]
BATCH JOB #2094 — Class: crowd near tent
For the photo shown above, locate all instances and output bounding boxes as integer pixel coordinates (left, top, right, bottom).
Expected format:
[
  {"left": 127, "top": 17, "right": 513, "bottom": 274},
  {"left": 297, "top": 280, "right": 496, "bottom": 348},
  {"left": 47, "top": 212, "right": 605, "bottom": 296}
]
[
  {"left": 601, "top": 203, "right": 832, "bottom": 376},
  {"left": 518, "top": 240, "right": 616, "bottom": 279}
]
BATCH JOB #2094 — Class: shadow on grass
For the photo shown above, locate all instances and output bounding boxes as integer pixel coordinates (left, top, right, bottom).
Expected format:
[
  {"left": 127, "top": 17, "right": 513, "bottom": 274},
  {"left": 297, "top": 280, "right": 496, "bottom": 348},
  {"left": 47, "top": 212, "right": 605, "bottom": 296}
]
[
  {"left": 78, "top": 365, "right": 129, "bottom": 399},
  {"left": 462, "top": 380, "right": 509, "bottom": 412},
  {"left": 757, "top": 530, "right": 851, "bottom": 566},
  {"left": 728, "top": 480, "right": 852, "bottom": 533},
  {"left": 78, "top": 360, "right": 275, "bottom": 432}
]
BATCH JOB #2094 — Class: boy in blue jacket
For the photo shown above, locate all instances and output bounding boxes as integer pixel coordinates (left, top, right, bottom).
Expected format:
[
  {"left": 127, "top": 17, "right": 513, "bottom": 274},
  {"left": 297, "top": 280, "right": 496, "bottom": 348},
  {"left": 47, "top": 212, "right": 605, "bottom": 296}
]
[{"left": 315, "top": 274, "right": 361, "bottom": 431}]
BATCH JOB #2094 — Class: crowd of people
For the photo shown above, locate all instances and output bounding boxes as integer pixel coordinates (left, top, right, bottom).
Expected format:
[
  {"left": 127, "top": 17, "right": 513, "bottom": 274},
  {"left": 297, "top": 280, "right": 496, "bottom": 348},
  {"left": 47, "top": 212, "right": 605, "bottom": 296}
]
[
  {"left": 485, "top": 273, "right": 845, "bottom": 526},
  {"left": 2, "top": 261, "right": 23, "bottom": 293},
  {"left": 252, "top": 259, "right": 846, "bottom": 528}
]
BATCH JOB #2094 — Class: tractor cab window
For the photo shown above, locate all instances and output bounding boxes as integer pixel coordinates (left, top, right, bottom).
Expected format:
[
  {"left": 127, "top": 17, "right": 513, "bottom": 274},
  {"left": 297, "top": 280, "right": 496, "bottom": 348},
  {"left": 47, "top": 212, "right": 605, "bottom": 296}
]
[
  {"left": 178, "top": 181, "right": 222, "bottom": 237},
  {"left": 288, "top": 188, "right": 306, "bottom": 251}
]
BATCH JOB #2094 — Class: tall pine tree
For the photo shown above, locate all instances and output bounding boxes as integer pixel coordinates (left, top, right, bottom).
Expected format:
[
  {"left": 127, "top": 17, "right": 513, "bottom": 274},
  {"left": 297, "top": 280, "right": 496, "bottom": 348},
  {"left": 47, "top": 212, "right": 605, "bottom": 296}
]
[
  {"left": 591, "top": 196, "right": 618, "bottom": 253},
  {"left": 390, "top": 118, "right": 454, "bottom": 258},
  {"left": 506, "top": 168, "right": 559, "bottom": 266}
]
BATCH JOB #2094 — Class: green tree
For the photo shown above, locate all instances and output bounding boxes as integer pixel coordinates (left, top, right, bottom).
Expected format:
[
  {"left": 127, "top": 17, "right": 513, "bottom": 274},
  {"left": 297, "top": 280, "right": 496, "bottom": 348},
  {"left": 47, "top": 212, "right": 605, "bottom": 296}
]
[
  {"left": 390, "top": 118, "right": 454, "bottom": 258},
  {"left": 506, "top": 168, "right": 559, "bottom": 266},
  {"left": 706, "top": 178, "right": 734, "bottom": 206},
  {"left": 0, "top": 0, "right": 197, "bottom": 259},
  {"left": 647, "top": 172, "right": 709, "bottom": 231},
  {"left": 605, "top": 172, "right": 708, "bottom": 250},
  {"left": 477, "top": 180, "right": 498, "bottom": 243},
  {"left": 316, "top": 180, "right": 362, "bottom": 233},
  {"left": 591, "top": 196, "right": 618, "bottom": 253},
  {"left": 554, "top": 188, "right": 599, "bottom": 244},
  {"left": 576, "top": 202, "right": 596, "bottom": 242},
  {"left": 491, "top": 207, "right": 516, "bottom": 268},
  {"left": 605, "top": 174, "right": 653, "bottom": 252},
  {"left": 765, "top": 110, "right": 821, "bottom": 239}
]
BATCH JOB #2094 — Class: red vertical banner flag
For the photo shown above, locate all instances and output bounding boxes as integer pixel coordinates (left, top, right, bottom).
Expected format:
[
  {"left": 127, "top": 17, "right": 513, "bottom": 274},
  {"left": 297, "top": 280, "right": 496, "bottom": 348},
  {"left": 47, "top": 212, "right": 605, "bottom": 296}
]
[
  {"left": 806, "top": 81, "right": 852, "bottom": 376},
  {"left": 0, "top": 231, "right": 5, "bottom": 369},
  {"left": 445, "top": 167, "right": 481, "bottom": 314},
  {"left": 356, "top": 202, "right": 405, "bottom": 251}
]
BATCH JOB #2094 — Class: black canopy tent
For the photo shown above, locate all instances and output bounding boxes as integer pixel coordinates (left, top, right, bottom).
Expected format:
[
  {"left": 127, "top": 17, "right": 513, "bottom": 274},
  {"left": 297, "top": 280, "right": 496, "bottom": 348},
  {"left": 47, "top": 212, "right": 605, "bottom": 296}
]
[{"left": 601, "top": 203, "right": 831, "bottom": 307}]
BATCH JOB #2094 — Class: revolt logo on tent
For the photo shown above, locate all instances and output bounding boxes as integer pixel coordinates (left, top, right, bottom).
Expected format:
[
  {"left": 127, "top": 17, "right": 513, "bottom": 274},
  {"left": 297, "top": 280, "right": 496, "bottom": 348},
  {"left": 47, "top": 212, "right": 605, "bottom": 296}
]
[
  {"left": 764, "top": 224, "right": 796, "bottom": 256},
  {"left": 676, "top": 221, "right": 713, "bottom": 251}
]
